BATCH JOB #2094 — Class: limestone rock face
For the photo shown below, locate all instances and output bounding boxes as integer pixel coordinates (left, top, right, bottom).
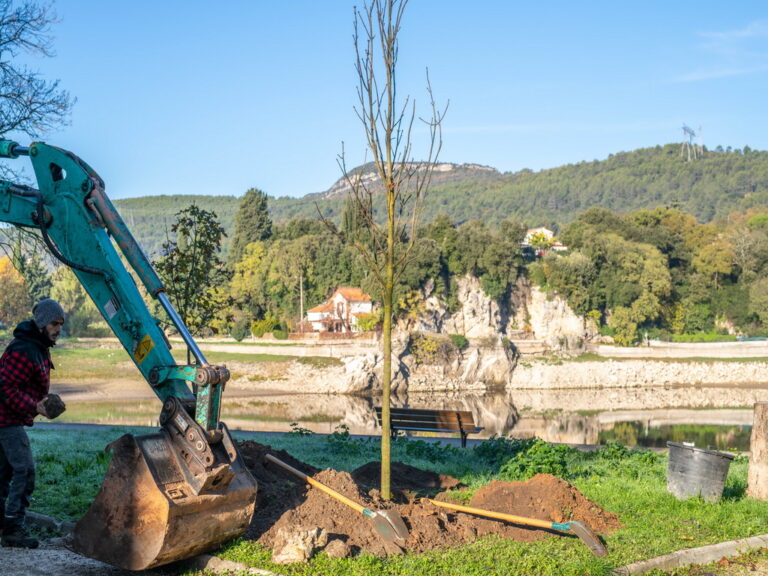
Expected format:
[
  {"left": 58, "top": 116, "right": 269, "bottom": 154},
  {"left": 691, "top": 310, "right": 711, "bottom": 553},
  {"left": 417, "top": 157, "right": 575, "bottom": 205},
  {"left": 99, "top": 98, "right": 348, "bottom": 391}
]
[
  {"left": 342, "top": 354, "right": 381, "bottom": 393},
  {"left": 414, "top": 275, "right": 593, "bottom": 353},
  {"left": 519, "top": 281, "right": 596, "bottom": 352},
  {"left": 417, "top": 275, "right": 502, "bottom": 338},
  {"left": 397, "top": 338, "right": 516, "bottom": 395}
]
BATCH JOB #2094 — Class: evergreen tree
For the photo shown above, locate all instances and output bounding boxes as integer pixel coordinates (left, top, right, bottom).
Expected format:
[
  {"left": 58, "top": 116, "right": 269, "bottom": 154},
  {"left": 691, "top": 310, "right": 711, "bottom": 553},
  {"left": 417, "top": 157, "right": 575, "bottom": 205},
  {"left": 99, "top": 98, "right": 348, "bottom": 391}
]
[
  {"left": 229, "top": 188, "right": 272, "bottom": 265},
  {"left": 8, "top": 231, "right": 51, "bottom": 302},
  {"left": 17, "top": 251, "right": 51, "bottom": 302}
]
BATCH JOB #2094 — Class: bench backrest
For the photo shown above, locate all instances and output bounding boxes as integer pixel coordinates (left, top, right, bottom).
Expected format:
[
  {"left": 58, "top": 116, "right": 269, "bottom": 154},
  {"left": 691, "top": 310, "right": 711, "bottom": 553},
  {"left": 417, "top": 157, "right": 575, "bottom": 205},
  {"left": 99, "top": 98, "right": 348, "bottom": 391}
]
[{"left": 374, "top": 407, "right": 478, "bottom": 432}]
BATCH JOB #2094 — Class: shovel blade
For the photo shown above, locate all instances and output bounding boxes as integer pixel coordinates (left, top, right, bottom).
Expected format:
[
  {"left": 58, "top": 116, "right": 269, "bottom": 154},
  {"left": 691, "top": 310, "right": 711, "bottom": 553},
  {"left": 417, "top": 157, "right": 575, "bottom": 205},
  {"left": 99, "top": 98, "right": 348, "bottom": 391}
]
[
  {"left": 566, "top": 521, "right": 607, "bottom": 557},
  {"left": 371, "top": 513, "right": 405, "bottom": 554},
  {"left": 376, "top": 509, "right": 409, "bottom": 542}
]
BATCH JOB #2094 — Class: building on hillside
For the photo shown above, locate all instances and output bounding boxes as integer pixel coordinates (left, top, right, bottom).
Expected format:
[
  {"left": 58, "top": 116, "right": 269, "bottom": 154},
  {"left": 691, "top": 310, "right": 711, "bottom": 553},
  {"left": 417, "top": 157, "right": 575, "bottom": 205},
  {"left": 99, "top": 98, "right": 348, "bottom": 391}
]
[
  {"left": 523, "top": 227, "right": 554, "bottom": 245},
  {"left": 522, "top": 227, "right": 568, "bottom": 254},
  {"left": 306, "top": 287, "right": 373, "bottom": 332}
]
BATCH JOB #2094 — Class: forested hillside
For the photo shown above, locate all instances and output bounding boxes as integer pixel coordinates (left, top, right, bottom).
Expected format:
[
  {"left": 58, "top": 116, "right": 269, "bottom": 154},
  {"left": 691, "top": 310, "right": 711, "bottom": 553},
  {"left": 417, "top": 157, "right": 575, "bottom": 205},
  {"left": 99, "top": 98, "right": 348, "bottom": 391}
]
[
  {"left": 114, "top": 143, "right": 768, "bottom": 257},
  {"left": 422, "top": 144, "right": 768, "bottom": 227},
  {"left": 8, "top": 144, "right": 768, "bottom": 343},
  {"left": 114, "top": 195, "right": 240, "bottom": 257}
]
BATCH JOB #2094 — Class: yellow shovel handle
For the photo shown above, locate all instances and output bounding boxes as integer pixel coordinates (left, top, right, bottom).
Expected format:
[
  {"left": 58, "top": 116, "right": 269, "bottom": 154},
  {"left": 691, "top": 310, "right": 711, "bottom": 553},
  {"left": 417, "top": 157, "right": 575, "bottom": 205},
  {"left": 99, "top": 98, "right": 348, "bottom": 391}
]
[
  {"left": 265, "top": 453, "right": 366, "bottom": 515},
  {"left": 423, "top": 498, "right": 554, "bottom": 530}
]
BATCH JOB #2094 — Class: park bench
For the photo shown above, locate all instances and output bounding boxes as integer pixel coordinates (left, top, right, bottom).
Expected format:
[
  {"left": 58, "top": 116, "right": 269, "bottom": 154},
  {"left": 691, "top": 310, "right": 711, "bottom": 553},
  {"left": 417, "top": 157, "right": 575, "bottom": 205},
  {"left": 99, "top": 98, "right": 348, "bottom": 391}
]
[{"left": 374, "top": 406, "right": 483, "bottom": 447}]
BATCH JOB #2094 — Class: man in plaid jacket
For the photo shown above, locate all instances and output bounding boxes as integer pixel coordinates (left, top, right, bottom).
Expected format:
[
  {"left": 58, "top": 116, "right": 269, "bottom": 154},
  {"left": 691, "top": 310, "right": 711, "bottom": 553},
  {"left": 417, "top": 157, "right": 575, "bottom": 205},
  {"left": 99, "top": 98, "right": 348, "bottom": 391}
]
[{"left": 0, "top": 298, "right": 67, "bottom": 549}]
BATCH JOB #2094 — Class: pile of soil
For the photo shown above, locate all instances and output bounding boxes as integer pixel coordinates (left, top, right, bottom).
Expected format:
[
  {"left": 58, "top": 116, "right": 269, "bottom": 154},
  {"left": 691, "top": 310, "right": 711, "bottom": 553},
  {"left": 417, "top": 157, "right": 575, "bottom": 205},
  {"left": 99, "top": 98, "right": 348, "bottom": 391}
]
[{"left": 237, "top": 440, "right": 622, "bottom": 558}]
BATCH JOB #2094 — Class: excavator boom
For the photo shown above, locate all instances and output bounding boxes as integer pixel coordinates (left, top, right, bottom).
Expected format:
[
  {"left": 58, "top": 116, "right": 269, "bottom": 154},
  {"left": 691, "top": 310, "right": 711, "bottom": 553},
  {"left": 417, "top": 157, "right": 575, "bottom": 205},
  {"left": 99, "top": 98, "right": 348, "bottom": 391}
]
[{"left": 0, "top": 140, "right": 257, "bottom": 570}]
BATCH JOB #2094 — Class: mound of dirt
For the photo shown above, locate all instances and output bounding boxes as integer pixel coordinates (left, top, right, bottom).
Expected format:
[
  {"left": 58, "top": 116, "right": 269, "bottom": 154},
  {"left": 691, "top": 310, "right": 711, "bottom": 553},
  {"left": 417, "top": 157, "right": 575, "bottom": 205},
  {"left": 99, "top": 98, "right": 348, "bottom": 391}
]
[
  {"left": 351, "top": 461, "right": 463, "bottom": 498},
  {"left": 237, "top": 440, "right": 621, "bottom": 559}
]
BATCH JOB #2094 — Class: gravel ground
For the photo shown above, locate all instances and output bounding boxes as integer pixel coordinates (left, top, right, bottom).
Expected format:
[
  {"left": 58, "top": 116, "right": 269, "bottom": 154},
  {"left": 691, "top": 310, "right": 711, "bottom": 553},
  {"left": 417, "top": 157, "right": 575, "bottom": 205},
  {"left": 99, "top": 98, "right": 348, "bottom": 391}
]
[{"left": 0, "top": 540, "right": 166, "bottom": 576}]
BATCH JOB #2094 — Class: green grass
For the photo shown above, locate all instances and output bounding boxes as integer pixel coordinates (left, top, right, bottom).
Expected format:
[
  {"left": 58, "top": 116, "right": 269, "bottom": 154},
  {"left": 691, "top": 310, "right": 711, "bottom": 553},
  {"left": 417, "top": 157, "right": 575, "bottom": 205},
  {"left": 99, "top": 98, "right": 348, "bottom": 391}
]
[
  {"left": 297, "top": 356, "right": 345, "bottom": 368},
  {"left": 50, "top": 344, "right": 339, "bottom": 384},
  {"left": 569, "top": 352, "right": 610, "bottom": 362},
  {"left": 171, "top": 350, "right": 299, "bottom": 363},
  {"left": 200, "top": 339, "right": 306, "bottom": 347},
  {"left": 51, "top": 346, "right": 136, "bottom": 381},
  {"left": 25, "top": 428, "right": 768, "bottom": 576},
  {"left": 29, "top": 426, "right": 151, "bottom": 520}
]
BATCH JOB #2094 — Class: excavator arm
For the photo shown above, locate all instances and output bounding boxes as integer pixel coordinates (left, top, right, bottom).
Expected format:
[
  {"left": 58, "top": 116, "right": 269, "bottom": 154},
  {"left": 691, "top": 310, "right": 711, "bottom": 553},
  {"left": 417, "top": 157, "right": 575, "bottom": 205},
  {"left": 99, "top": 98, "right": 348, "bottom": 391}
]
[{"left": 0, "top": 140, "right": 257, "bottom": 570}]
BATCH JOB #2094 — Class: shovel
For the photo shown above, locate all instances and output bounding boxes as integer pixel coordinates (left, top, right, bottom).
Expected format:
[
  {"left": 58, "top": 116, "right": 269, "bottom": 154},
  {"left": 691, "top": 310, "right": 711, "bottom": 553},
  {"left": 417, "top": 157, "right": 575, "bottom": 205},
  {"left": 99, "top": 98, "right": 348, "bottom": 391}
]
[
  {"left": 265, "top": 454, "right": 409, "bottom": 547},
  {"left": 422, "top": 498, "right": 606, "bottom": 557}
]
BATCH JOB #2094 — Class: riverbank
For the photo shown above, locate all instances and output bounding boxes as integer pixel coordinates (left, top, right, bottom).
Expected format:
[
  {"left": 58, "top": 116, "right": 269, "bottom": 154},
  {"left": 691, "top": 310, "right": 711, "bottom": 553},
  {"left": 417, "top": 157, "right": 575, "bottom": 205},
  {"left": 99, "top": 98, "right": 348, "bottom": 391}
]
[
  {"left": 191, "top": 337, "right": 768, "bottom": 392},
  {"left": 510, "top": 358, "right": 768, "bottom": 389}
]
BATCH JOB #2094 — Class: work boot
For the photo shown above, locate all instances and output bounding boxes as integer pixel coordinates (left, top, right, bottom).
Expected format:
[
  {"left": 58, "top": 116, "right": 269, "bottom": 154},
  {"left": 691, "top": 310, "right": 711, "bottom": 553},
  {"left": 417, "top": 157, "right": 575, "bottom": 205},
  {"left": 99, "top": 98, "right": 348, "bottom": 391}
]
[{"left": 1, "top": 524, "right": 39, "bottom": 548}]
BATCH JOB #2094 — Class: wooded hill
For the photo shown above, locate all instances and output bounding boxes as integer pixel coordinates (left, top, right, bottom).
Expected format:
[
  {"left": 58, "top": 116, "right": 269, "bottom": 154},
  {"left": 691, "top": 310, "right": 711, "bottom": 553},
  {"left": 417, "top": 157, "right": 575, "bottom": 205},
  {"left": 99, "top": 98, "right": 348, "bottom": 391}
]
[{"left": 114, "top": 143, "right": 768, "bottom": 256}]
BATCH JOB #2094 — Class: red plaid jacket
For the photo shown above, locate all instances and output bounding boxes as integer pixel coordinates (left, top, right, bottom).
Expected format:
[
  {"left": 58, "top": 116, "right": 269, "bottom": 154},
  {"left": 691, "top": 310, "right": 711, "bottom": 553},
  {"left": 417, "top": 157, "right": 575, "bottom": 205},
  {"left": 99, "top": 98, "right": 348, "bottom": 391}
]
[{"left": 0, "top": 320, "right": 54, "bottom": 427}]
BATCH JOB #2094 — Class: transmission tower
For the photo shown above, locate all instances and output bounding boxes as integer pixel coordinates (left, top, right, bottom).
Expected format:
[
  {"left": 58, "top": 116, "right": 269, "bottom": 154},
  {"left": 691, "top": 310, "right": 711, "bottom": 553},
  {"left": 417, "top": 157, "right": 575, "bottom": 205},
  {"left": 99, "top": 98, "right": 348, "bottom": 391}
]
[{"left": 681, "top": 124, "right": 699, "bottom": 161}]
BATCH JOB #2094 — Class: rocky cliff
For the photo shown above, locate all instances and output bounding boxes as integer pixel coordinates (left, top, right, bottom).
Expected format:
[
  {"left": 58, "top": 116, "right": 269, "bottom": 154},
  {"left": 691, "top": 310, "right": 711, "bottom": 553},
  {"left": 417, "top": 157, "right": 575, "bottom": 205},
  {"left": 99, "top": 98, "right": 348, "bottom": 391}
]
[
  {"left": 415, "top": 274, "right": 593, "bottom": 350},
  {"left": 225, "top": 274, "right": 768, "bottom": 395}
]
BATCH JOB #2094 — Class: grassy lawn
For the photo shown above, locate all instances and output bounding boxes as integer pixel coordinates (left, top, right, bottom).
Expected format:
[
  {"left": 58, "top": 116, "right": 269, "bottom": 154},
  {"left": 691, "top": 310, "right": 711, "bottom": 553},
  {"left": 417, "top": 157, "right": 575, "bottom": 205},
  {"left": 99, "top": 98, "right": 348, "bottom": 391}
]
[
  {"left": 51, "top": 347, "right": 136, "bottom": 381},
  {"left": 49, "top": 343, "right": 328, "bottom": 382},
  {"left": 26, "top": 427, "right": 768, "bottom": 576}
]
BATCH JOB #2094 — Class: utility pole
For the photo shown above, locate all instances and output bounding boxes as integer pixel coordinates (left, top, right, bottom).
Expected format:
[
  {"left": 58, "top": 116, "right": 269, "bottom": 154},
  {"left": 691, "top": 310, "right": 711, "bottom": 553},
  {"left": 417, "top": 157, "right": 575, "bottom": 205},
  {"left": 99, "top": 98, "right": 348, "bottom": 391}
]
[{"left": 299, "top": 272, "right": 304, "bottom": 332}]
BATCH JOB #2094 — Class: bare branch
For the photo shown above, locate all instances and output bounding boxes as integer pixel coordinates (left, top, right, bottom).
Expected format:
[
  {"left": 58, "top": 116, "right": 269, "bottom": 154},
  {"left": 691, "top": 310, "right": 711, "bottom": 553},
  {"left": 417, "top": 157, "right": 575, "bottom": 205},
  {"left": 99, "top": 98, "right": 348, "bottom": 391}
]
[{"left": 0, "top": 0, "right": 73, "bottom": 137}]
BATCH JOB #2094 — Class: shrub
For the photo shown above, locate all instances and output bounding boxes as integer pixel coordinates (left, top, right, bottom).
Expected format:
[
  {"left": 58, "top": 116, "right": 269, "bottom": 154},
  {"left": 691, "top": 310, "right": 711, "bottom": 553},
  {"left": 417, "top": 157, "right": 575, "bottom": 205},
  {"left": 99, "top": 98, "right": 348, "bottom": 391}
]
[
  {"left": 286, "top": 422, "right": 313, "bottom": 436},
  {"left": 230, "top": 317, "right": 250, "bottom": 341},
  {"left": 499, "top": 437, "right": 576, "bottom": 481},
  {"left": 409, "top": 332, "right": 456, "bottom": 364},
  {"left": 324, "top": 424, "right": 366, "bottom": 456},
  {"left": 448, "top": 333, "right": 469, "bottom": 351},
  {"left": 355, "top": 311, "right": 381, "bottom": 332},
  {"left": 394, "top": 436, "right": 461, "bottom": 462},
  {"left": 251, "top": 316, "right": 278, "bottom": 338},
  {"left": 473, "top": 435, "right": 522, "bottom": 467},
  {"left": 272, "top": 329, "right": 288, "bottom": 340},
  {"left": 670, "top": 331, "right": 738, "bottom": 343}
]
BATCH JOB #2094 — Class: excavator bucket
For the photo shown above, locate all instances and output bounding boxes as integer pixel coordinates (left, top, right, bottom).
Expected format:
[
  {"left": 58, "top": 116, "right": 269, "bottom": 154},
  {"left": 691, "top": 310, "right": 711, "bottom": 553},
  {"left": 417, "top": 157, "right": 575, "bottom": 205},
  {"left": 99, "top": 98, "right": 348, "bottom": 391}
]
[{"left": 71, "top": 430, "right": 257, "bottom": 571}]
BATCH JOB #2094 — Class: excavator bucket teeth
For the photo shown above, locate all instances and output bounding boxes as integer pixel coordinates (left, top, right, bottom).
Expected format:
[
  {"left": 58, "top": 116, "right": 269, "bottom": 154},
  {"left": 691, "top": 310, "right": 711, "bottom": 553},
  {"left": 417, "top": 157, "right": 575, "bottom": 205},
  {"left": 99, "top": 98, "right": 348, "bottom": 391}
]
[{"left": 71, "top": 432, "right": 257, "bottom": 571}]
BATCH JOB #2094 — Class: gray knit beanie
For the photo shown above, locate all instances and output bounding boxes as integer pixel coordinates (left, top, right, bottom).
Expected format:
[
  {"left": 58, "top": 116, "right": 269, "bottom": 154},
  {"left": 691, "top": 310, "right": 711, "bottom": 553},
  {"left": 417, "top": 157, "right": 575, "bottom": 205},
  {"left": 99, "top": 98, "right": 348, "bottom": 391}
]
[{"left": 33, "top": 298, "right": 65, "bottom": 329}]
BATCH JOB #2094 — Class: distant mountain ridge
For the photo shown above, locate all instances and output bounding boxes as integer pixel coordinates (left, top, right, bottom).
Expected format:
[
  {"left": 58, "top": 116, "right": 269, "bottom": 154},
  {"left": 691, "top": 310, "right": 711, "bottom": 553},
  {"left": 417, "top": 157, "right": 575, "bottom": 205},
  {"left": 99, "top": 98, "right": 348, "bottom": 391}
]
[
  {"left": 321, "top": 161, "right": 501, "bottom": 199},
  {"left": 114, "top": 143, "right": 768, "bottom": 257}
]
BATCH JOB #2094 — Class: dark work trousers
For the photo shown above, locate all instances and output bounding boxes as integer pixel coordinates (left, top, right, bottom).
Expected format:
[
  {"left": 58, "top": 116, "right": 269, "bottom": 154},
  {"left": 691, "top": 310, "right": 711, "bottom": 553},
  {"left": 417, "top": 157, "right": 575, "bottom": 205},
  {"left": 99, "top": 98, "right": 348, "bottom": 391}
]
[{"left": 0, "top": 426, "right": 35, "bottom": 529}]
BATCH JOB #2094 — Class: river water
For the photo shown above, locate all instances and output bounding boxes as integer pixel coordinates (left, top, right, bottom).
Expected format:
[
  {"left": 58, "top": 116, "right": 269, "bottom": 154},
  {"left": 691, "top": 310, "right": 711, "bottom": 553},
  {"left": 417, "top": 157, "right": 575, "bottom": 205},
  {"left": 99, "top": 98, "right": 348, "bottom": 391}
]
[{"left": 61, "top": 383, "right": 768, "bottom": 451}]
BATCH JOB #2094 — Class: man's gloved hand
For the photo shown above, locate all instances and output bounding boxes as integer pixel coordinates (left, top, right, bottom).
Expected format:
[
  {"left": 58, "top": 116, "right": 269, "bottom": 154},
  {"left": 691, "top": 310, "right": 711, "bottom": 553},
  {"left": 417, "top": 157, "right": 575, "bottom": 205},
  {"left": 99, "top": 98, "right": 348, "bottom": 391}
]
[{"left": 39, "top": 393, "right": 66, "bottom": 419}]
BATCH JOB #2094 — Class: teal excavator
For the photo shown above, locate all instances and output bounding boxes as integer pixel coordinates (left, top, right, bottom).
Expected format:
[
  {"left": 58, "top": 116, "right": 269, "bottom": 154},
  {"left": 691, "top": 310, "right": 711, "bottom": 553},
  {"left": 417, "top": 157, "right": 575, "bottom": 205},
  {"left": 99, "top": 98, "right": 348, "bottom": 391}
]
[{"left": 0, "top": 140, "right": 258, "bottom": 570}]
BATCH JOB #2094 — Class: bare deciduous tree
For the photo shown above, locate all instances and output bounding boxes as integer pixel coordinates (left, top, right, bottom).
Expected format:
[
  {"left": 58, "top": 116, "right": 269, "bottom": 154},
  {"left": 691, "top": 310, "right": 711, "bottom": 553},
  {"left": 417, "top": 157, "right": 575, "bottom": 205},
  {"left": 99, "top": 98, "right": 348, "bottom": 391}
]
[
  {"left": 338, "top": 0, "right": 446, "bottom": 500},
  {"left": 0, "top": 0, "right": 74, "bottom": 273},
  {"left": 0, "top": 0, "right": 73, "bottom": 138}
]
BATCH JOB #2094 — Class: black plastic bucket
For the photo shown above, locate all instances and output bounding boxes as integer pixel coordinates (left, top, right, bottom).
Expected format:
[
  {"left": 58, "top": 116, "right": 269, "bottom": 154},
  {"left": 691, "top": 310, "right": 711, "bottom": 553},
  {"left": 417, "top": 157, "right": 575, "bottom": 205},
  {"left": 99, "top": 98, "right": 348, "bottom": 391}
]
[{"left": 666, "top": 442, "right": 734, "bottom": 503}]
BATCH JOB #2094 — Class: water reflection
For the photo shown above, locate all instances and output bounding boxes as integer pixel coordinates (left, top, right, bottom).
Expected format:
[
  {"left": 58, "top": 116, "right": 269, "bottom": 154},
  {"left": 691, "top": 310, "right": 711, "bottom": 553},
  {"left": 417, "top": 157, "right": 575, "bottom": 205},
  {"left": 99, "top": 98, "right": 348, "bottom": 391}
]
[
  {"left": 60, "top": 384, "right": 768, "bottom": 450},
  {"left": 599, "top": 422, "right": 752, "bottom": 451},
  {"left": 215, "top": 384, "right": 768, "bottom": 450}
]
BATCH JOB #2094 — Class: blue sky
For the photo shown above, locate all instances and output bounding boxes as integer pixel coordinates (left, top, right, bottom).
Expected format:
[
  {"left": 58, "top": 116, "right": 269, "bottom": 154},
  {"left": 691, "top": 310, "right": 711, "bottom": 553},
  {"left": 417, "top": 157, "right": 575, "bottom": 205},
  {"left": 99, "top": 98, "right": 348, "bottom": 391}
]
[{"left": 12, "top": 1, "right": 768, "bottom": 199}]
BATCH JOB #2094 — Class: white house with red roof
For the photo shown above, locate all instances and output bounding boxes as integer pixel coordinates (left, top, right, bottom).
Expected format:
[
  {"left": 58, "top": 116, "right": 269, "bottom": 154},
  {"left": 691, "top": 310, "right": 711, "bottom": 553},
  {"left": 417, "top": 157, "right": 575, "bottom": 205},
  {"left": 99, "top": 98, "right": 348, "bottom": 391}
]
[{"left": 306, "top": 287, "right": 373, "bottom": 332}]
